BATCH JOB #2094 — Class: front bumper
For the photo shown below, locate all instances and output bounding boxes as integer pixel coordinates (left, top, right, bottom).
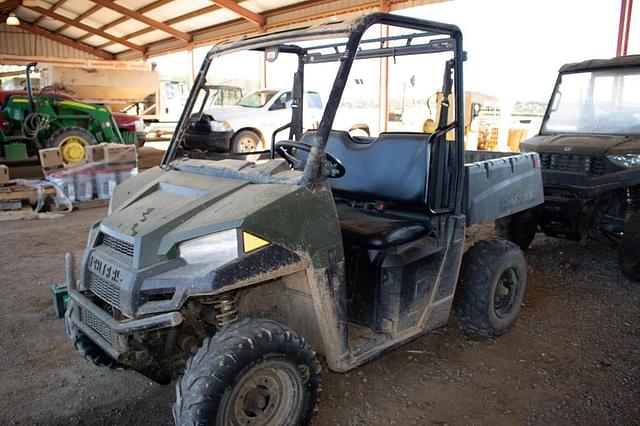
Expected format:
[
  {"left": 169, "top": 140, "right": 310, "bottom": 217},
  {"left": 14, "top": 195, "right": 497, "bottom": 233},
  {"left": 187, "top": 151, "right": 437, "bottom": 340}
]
[
  {"left": 66, "top": 253, "right": 183, "bottom": 360},
  {"left": 184, "top": 128, "right": 233, "bottom": 152},
  {"left": 66, "top": 290, "right": 182, "bottom": 359}
]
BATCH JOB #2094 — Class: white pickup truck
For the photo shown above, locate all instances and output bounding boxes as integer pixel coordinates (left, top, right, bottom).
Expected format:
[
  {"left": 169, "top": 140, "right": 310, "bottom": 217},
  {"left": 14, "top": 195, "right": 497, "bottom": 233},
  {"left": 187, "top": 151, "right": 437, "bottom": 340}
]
[{"left": 184, "top": 88, "right": 323, "bottom": 154}]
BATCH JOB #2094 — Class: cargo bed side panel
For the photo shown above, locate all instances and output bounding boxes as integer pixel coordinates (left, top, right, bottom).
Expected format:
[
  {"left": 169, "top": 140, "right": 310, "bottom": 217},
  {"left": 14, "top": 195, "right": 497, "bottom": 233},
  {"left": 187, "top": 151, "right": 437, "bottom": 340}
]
[{"left": 464, "top": 152, "right": 544, "bottom": 225}]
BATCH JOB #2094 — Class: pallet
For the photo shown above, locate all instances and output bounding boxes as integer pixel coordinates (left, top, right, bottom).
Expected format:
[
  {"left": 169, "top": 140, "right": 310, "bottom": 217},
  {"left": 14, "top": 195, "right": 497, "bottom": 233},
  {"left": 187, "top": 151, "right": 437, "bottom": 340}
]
[
  {"left": 0, "top": 205, "right": 34, "bottom": 220},
  {"left": 0, "top": 183, "right": 57, "bottom": 205}
]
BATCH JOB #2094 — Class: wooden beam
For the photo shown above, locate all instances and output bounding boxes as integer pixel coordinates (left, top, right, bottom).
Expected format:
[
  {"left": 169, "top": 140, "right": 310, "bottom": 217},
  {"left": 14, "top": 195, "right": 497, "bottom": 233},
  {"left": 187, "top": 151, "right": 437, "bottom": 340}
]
[
  {"left": 98, "top": 3, "right": 223, "bottom": 49},
  {"left": 0, "top": 0, "right": 21, "bottom": 10},
  {"left": 211, "top": 0, "right": 264, "bottom": 26},
  {"left": 90, "top": 0, "right": 192, "bottom": 42},
  {"left": 19, "top": 20, "right": 113, "bottom": 60},
  {"left": 26, "top": 6, "right": 145, "bottom": 52},
  {"left": 32, "top": 0, "right": 66, "bottom": 25},
  {"left": 77, "top": 0, "right": 173, "bottom": 43},
  {"left": 56, "top": 4, "right": 102, "bottom": 34}
]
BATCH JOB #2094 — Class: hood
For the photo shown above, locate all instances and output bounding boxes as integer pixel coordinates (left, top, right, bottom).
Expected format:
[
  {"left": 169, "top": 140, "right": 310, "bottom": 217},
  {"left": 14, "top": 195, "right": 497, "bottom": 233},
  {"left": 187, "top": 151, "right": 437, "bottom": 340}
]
[
  {"left": 102, "top": 164, "right": 299, "bottom": 268},
  {"left": 520, "top": 133, "right": 640, "bottom": 155},
  {"left": 204, "top": 106, "right": 256, "bottom": 122}
]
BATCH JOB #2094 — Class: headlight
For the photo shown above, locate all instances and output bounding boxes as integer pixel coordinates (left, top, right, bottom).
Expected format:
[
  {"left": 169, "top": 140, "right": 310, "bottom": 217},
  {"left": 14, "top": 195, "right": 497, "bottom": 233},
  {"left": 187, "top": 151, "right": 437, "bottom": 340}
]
[
  {"left": 607, "top": 154, "right": 640, "bottom": 168},
  {"left": 179, "top": 229, "right": 239, "bottom": 266},
  {"left": 209, "top": 120, "right": 232, "bottom": 132},
  {"left": 134, "top": 118, "right": 144, "bottom": 133}
]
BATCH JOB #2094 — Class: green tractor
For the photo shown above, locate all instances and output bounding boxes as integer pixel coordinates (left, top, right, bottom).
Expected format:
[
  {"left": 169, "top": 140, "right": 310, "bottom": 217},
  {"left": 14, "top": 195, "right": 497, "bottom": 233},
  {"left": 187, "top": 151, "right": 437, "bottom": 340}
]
[{"left": 0, "top": 62, "right": 124, "bottom": 164}]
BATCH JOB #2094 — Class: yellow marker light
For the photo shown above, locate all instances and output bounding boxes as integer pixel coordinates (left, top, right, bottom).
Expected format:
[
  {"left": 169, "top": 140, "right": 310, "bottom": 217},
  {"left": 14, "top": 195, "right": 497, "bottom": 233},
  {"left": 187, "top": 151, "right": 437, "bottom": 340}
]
[{"left": 242, "top": 231, "right": 269, "bottom": 253}]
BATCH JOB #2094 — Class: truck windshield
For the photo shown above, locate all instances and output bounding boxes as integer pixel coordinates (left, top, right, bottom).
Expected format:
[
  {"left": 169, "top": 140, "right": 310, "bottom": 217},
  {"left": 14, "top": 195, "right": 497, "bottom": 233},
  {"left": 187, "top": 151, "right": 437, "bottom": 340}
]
[
  {"left": 237, "top": 90, "right": 279, "bottom": 108},
  {"left": 543, "top": 68, "right": 640, "bottom": 135}
]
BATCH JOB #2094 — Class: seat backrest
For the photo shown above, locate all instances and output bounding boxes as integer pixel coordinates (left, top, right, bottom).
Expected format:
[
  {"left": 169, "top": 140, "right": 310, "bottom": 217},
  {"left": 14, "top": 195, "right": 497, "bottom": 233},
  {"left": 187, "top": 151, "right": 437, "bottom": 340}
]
[{"left": 300, "top": 131, "right": 431, "bottom": 208}]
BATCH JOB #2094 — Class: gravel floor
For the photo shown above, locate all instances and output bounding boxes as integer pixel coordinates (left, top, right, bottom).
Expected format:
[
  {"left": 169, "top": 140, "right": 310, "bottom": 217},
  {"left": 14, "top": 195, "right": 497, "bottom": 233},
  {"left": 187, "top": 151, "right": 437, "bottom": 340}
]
[{"left": 0, "top": 208, "right": 638, "bottom": 425}]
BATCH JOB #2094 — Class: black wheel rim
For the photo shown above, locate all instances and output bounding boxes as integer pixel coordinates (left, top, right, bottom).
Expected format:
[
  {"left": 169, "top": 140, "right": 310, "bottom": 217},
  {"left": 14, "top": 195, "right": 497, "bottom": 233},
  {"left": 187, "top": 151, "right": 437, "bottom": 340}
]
[
  {"left": 221, "top": 360, "right": 305, "bottom": 425},
  {"left": 493, "top": 267, "right": 520, "bottom": 319}
]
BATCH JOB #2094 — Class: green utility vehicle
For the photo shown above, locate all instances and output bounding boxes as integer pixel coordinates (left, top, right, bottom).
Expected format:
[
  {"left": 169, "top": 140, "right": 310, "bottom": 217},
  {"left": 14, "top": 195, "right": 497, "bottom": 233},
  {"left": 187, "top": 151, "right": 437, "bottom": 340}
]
[
  {"left": 64, "top": 14, "right": 544, "bottom": 424},
  {"left": 0, "top": 63, "right": 123, "bottom": 164}
]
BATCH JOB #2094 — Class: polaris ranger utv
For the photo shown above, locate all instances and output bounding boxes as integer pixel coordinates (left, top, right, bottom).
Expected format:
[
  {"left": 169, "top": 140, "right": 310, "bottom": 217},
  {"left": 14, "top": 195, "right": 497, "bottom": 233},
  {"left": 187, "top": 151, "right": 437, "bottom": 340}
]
[
  {"left": 498, "top": 55, "right": 640, "bottom": 281},
  {"left": 64, "top": 13, "right": 543, "bottom": 424}
]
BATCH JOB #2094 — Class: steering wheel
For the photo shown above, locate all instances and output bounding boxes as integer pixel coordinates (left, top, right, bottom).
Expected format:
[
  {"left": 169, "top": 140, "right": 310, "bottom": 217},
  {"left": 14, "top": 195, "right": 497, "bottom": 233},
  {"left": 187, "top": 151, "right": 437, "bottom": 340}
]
[{"left": 275, "top": 141, "right": 345, "bottom": 178}]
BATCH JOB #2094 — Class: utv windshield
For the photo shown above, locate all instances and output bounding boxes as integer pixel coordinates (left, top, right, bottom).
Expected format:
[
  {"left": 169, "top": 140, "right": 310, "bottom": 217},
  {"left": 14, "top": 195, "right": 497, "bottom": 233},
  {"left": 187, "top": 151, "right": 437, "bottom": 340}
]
[{"left": 543, "top": 68, "right": 640, "bottom": 135}]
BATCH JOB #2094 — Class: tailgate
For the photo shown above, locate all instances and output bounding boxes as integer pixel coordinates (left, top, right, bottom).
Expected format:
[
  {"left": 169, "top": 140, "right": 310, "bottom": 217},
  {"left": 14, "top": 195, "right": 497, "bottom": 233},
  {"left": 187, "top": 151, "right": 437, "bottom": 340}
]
[{"left": 464, "top": 151, "right": 544, "bottom": 225}]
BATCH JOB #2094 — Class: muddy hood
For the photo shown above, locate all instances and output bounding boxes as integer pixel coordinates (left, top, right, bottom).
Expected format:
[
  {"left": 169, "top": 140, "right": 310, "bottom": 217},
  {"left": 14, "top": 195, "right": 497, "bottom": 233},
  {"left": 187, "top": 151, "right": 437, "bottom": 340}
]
[
  {"left": 521, "top": 134, "right": 640, "bottom": 155},
  {"left": 101, "top": 166, "right": 298, "bottom": 268}
]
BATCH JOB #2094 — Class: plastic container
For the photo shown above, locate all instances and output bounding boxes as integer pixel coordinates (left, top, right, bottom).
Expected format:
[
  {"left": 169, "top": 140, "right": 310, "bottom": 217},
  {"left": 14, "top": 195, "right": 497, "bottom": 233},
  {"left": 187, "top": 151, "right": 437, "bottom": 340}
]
[
  {"left": 47, "top": 171, "right": 76, "bottom": 202},
  {"left": 95, "top": 169, "right": 118, "bottom": 200},
  {"left": 117, "top": 167, "right": 138, "bottom": 184},
  {"left": 75, "top": 169, "right": 95, "bottom": 202}
]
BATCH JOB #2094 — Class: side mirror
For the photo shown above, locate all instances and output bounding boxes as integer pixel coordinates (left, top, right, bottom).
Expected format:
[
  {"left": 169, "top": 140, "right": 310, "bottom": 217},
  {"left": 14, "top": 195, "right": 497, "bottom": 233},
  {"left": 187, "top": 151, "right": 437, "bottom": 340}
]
[{"left": 270, "top": 102, "right": 287, "bottom": 111}]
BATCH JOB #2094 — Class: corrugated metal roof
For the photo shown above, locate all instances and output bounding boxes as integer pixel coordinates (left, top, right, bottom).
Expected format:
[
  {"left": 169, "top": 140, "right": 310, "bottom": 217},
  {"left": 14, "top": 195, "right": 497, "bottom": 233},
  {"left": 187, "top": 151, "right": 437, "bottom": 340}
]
[
  {"left": 1, "top": 0, "right": 446, "bottom": 61},
  {"left": 0, "top": 23, "right": 98, "bottom": 59}
]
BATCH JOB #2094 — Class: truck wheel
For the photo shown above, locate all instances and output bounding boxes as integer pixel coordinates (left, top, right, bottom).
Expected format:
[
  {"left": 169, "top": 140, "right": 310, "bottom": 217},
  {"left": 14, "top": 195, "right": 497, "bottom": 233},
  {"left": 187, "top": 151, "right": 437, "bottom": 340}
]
[
  {"left": 454, "top": 238, "right": 528, "bottom": 337},
  {"left": 231, "top": 130, "right": 263, "bottom": 162},
  {"left": 173, "top": 318, "right": 321, "bottom": 425},
  {"left": 64, "top": 304, "right": 118, "bottom": 368},
  {"left": 495, "top": 209, "right": 538, "bottom": 251},
  {"left": 619, "top": 212, "right": 640, "bottom": 282},
  {"left": 47, "top": 127, "right": 98, "bottom": 164}
]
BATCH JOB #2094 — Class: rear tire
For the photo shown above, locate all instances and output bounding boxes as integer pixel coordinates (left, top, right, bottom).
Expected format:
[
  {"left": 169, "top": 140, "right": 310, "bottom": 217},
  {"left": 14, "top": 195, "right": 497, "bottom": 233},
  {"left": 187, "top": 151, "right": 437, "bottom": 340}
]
[
  {"left": 619, "top": 212, "right": 640, "bottom": 282},
  {"left": 495, "top": 209, "right": 538, "bottom": 251},
  {"left": 47, "top": 127, "right": 98, "bottom": 164},
  {"left": 173, "top": 318, "right": 321, "bottom": 426},
  {"left": 454, "top": 238, "right": 528, "bottom": 337}
]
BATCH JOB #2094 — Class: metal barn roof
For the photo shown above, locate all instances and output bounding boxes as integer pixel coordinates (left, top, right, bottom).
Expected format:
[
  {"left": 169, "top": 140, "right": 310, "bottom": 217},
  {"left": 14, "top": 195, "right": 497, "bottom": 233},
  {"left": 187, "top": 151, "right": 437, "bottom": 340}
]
[{"left": 0, "top": 0, "right": 445, "bottom": 61}]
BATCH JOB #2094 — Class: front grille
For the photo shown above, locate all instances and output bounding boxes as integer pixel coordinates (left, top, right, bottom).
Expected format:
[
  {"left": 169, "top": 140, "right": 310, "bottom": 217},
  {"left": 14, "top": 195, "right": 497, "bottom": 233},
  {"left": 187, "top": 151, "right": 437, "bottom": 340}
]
[
  {"left": 87, "top": 272, "right": 121, "bottom": 309},
  {"left": 102, "top": 234, "right": 134, "bottom": 258},
  {"left": 539, "top": 153, "right": 607, "bottom": 175},
  {"left": 81, "top": 308, "right": 113, "bottom": 345}
]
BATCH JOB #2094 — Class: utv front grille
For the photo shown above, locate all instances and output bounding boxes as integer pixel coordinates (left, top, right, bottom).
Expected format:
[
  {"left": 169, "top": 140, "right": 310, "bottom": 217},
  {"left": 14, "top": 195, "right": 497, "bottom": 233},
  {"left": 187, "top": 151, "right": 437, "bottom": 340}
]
[
  {"left": 539, "top": 153, "right": 607, "bottom": 175},
  {"left": 81, "top": 308, "right": 113, "bottom": 345},
  {"left": 102, "top": 234, "right": 134, "bottom": 258},
  {"left": 87, "top": 272, "right": 121, "bottom": 309}
]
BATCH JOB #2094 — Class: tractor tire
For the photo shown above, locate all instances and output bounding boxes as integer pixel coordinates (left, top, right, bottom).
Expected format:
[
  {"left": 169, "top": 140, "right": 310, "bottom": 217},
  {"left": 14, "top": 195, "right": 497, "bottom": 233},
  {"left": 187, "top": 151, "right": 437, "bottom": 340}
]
[
  {"left": 173, "top": 318, "right": 321, "bottom": 426},
  {"left": 619, "top": 212, "right": 640, "bottom": 282},
  {"left": 454, "top": 238, "right": 528, "bottom": 337},
  {"left": 495, "top": 209, "right": 538, "bottom": 251},
  {"left": 64, "top": 303, "right": 119, "bottom": 368},
  {"left": 47, "top": 127, "right": 98, "bottom": 164}
]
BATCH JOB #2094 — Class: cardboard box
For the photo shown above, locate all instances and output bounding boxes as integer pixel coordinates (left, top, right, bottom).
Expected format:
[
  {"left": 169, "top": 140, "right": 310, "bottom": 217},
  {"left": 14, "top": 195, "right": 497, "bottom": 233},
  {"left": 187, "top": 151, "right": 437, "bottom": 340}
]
[
  {"left": 85, "top": 144, "right": 106, "bottom": 163},
  {"left": 0, "top": 164, "right": 9, "bottom": 184},
  {"left": 104, "top": 144, "right": 137, "bottom": 168},
  {"left": 39, "top": 148, "right": 64, "bottom": 175}
]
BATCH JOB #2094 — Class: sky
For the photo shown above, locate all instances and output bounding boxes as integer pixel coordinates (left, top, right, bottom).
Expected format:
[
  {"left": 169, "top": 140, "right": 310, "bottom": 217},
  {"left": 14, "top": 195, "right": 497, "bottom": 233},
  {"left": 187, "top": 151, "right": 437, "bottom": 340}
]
[{"left": 151, "top": 0, "right": 640, "bottom": 104}]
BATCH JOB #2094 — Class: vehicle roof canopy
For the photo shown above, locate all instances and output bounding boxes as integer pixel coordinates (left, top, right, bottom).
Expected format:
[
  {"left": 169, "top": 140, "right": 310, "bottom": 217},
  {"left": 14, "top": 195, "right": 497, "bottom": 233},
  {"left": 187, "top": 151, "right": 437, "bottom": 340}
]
[{"left": 559, "top": 54, "right": 640, "bottom": 73}]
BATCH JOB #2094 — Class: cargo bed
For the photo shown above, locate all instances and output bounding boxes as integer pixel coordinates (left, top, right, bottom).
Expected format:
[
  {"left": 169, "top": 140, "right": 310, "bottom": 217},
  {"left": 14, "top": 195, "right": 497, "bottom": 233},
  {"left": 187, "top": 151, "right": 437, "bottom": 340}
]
[{"left": 464, "top": 151, "right": 543, "bottom": 225}]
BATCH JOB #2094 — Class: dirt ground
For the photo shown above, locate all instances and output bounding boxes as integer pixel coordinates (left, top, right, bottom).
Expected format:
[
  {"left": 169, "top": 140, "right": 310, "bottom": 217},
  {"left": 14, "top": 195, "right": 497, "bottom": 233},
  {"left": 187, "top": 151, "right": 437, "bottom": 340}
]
[{"left": 0, "top": 207, "right": 638, "bottom": 425}]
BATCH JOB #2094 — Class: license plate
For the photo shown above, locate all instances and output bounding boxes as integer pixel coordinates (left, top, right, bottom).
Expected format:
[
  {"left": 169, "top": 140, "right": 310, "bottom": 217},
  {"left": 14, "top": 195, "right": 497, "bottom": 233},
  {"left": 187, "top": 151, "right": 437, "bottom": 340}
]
[{"left": 88, "top": 254, "right": 124, "bottom": 285}]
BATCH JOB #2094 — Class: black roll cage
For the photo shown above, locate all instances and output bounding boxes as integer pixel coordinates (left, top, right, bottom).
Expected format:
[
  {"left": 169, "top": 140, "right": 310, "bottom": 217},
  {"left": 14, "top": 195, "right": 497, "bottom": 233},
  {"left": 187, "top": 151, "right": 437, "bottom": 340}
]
[{"left": 162, "top": 12, "right": 465, "bottom": 215}]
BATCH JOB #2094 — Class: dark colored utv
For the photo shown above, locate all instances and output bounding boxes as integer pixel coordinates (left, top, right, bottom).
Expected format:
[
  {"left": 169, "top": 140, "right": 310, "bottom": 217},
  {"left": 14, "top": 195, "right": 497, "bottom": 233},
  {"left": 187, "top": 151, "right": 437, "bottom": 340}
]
[
  {"left": 64, "top": 13, "right": 543, "bottom": 425},
  {"left": 499, "top": 55, "right": 640, "bottom": 281}
]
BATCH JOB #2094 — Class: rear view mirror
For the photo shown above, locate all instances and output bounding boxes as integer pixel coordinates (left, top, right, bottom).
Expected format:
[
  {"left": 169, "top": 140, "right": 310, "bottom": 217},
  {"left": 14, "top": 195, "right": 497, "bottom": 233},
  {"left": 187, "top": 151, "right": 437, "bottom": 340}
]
[{"left": 265, "top": 47, "right": 279, "bottom": 62}]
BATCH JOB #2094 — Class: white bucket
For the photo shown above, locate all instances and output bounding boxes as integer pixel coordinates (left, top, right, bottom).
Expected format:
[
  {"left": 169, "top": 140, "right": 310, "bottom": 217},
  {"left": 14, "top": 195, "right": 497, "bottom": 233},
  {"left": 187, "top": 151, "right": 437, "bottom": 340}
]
[
  {"left": 95, "top": 169, "right": 118, "bottom": 200},
  {"left": 117, "top": 167, "right": 138, "bottom": 184},
  {"left": 75, "top": 170, "right": 95, "bottom": 202},
  {"left": 47, "top": 173, "right": 76, "bottom": 202}
]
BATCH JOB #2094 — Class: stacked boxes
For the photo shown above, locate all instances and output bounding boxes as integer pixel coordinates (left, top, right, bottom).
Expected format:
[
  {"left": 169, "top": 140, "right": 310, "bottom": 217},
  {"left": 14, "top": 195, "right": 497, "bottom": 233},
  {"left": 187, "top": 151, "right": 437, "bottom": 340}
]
[{"left": 40, "top": 143, "right": 138, "bottom": 203}]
